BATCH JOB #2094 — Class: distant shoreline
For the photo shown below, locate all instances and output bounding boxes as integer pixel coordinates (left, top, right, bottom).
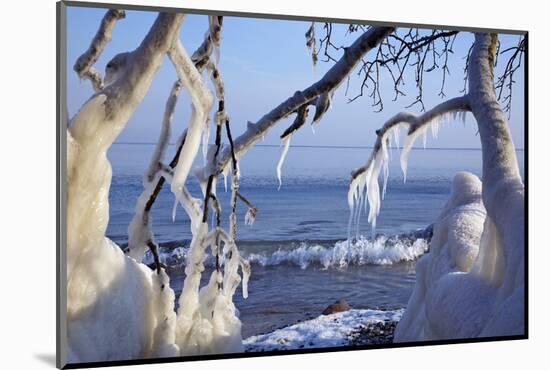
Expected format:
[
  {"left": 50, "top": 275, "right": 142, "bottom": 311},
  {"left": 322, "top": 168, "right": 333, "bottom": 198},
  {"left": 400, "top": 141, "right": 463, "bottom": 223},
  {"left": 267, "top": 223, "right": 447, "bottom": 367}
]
[{"left": 111, "top": 142, "right": 525, "bottom": 151}]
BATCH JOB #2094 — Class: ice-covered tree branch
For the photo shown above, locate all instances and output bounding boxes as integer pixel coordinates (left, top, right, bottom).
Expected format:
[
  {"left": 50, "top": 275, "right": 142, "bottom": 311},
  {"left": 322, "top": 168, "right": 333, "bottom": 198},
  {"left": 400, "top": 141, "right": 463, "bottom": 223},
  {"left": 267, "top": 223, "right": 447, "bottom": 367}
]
[
  {"left": 73, "top": 9, "right": 125, "bottom": 92},
  {"left": 127, "top": 80, "right": 182, "bottom": 264},
  {"left": 351, "top": 95, "right": 471, "bottom": 180},
  {"left": 127, "top": 16, "right": 227, "bottom": 264},
  {"left": 347, "top": 95, "right": 470, "bottom": 231},
  {"left": 207, "top": 26, "right": 394, "bottom": 177},
  {"left": 167, "top": 39, "right": 214, "bottom": 193}
]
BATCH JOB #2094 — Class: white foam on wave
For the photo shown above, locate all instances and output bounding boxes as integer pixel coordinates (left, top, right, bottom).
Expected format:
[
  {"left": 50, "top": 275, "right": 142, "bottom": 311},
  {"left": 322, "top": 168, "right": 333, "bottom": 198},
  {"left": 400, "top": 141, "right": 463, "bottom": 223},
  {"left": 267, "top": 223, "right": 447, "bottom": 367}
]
[
  {"left": 246, "top": 236, "right": 429, "bottom": 269},
  {"left": 244, "top": 308, "right": 404, "bottom": 352},
  {"left": 143, "top": 235, "right": 429, "bottom": 270}
]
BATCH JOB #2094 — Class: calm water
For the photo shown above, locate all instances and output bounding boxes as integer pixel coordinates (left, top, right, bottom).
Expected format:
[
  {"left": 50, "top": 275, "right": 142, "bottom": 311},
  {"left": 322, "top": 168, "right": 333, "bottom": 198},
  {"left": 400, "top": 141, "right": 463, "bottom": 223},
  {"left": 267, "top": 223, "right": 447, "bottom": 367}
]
[{"left": 106, "top": 143, "right": 524, "bottom": 337}]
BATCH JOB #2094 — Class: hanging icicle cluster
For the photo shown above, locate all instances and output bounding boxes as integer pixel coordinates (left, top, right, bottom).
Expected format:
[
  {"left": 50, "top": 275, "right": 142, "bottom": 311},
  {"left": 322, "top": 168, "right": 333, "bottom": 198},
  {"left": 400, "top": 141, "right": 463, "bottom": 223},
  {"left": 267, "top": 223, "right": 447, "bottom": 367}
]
[
  {"left": 305, "top": 22, "right": 318, "bottom": 66},
  {"left": 348, "top": 96, "right": 471, "bottom": 238}
]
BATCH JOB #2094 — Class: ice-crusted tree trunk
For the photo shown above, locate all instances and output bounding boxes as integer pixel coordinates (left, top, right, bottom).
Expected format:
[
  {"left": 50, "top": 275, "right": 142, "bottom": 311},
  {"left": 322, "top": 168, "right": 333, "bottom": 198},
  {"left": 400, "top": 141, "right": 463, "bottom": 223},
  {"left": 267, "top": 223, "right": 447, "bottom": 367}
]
[
  {"left": 461, "top": 33, "right": 524, "bottom": 336},
  {"left": 66, "top": 13, "right": 184, "bottom": 362},
  {"left": 347, "top": 32, "right": 524, "bottom": 340}
]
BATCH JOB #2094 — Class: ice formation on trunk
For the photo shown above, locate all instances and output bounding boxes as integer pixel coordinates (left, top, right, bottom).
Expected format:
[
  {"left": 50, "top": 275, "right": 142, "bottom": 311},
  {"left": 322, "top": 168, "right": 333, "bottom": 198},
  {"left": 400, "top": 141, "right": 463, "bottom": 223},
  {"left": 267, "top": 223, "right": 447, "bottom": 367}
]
[
  {"left": 394, "top": 172, "right": 488, "bottom": 340},
  {"left": 349, "top": 35, "right": 524, "bottom": 342},
  {"left": 66, "top": 13, "right": 184, "bottom": 364}
]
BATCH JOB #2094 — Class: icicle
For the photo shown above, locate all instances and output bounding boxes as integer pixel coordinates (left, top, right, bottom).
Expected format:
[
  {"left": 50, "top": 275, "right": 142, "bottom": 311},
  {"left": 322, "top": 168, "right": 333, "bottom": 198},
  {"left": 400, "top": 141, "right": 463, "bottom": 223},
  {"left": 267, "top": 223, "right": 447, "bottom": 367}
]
[
  {"left": 392, "top": 126, "right": 401, "bottom": 149},
  {"left": 347, "top": 175, "right": 362, "bottom": 240},
  {"left": 400, "top": 125, "right": 428, "bottom": 183},
  {"left": 240, "top": 258, "right": 251, "bottom": 299},
  {"left": 381, "top": 140, "right": 390, "bottom": 199},
  {"left": 222, "top": 164, "right": 229, "bottom": 192},
  {"left": 355, "top": 174, "right": 369, "bottom": 240},
  {"left": 431, "top": 118, "right": 440, "bottom": 139},
  {"left": 366, "top": 151, "right": 383, "bottom": 228},
  {"left": 422, "top": 129, "right": 428, "bottom": 149},
  {"left": 201, "top": 119, "right": 210, "bottom": 163},
  {"left": 460, "top": 110, "right": 467, "bottom": 125},
  {"left": 348, "top": 176, "right": 361, "bottom": 211},
  {"left": 276, "top": 135, "right": 292, "bottom": 190},
  {"left": 170, "top": 196, "right": 177, "bottom": 222}
]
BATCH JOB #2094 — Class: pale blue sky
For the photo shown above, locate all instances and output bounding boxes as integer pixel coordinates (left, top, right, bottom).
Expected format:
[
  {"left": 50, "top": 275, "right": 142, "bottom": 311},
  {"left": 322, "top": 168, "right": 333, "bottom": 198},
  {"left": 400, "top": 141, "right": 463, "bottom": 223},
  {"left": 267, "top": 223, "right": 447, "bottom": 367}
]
[{"left": 66, "top": 7, "right": 525, "bottom": 150}]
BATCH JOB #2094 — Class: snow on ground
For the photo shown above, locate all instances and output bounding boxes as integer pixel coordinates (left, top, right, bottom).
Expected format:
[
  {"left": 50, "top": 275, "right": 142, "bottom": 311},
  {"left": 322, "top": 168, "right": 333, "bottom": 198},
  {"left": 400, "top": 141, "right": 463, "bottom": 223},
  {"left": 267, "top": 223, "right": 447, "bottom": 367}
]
[{"left": 244, "top": 309, "right": 403, "bottom": 352}]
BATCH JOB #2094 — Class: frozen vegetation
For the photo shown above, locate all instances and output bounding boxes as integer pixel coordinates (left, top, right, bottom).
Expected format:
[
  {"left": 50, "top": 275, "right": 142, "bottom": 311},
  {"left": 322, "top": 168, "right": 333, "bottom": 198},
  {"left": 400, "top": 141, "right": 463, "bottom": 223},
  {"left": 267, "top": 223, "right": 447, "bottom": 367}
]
[
  {"left": 64, "top": 8, "right": 524, "bottom": 365},
  {"left": 349, "top": 34, "right": 525, "bottom": 341}
]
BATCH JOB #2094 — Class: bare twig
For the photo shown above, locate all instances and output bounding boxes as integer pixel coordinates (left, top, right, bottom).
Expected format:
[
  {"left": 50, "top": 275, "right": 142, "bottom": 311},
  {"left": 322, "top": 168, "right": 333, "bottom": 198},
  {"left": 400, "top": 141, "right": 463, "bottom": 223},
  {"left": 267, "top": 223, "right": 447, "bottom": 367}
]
[{"left": 495, "top": 35, "right": 525, "bottom": 115}]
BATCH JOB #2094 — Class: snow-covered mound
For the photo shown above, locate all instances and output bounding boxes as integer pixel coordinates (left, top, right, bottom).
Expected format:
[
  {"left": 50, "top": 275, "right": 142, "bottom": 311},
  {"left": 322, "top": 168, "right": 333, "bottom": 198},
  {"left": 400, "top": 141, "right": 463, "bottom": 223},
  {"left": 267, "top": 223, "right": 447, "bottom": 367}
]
[
  {"left": 395, "top": 172, "right": 524, "bottom": 341},
  {"left": 244, "top": 309, "right": 403, "bottom": 352}
]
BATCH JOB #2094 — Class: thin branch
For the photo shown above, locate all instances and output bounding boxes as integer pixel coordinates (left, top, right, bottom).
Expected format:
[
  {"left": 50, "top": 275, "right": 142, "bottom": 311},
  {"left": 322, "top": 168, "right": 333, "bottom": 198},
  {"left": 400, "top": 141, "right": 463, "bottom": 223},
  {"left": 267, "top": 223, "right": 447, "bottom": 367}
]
[
  {"left": 236, "top": 191, "right": 256, "bottom": 209},
  {"left": 495, "top": 35, "right": 525, "bottom": 115}
]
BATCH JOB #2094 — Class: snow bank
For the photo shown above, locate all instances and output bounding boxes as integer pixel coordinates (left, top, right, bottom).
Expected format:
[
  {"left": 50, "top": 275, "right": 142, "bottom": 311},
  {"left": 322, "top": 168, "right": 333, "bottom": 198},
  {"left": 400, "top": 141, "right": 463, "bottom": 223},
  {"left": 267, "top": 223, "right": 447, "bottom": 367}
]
[
  {"left": 244, "top": 309, "right": 403, "bottom": 352},
  {"left": 394, "top": 172, "right": 524, "bottom": 341}
]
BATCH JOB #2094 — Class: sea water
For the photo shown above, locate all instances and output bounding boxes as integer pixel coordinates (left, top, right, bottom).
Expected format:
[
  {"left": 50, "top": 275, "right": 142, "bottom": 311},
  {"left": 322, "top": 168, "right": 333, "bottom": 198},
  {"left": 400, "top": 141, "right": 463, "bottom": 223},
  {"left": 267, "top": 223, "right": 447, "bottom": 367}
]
[{"left": 106, "top": 143, "right": 525, "bottom": 338}]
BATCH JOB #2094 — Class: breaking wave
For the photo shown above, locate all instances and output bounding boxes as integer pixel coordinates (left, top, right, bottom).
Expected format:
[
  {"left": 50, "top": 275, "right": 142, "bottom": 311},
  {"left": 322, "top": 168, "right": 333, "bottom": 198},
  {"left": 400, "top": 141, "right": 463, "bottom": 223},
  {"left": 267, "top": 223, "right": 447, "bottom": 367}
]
[
  {"left": 245, "top": 236, "right": 429, "bottom": 269},
  {"left": 143, "top": 230, "right": 431, "bottom": 270}
]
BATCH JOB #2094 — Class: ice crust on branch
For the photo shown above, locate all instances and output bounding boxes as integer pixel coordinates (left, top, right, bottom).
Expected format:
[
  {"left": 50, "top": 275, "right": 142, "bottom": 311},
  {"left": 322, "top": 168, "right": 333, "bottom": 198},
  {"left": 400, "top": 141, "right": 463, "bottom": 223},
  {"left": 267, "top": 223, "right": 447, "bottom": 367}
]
[
  {"left": 205, "top": 26, "right": 394, "bottom": 178},
  {"left": 128, "top": 80, "right": 183, "bottom": 263},
  {"left": 167, "top": 39, "right": 214, "bottom": 195},
  {"left": 73, "top": 9, "right": 125, "bottom": 92},
  {"left": 348, "top": 96, "right": 471, "bottom": 232}
]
